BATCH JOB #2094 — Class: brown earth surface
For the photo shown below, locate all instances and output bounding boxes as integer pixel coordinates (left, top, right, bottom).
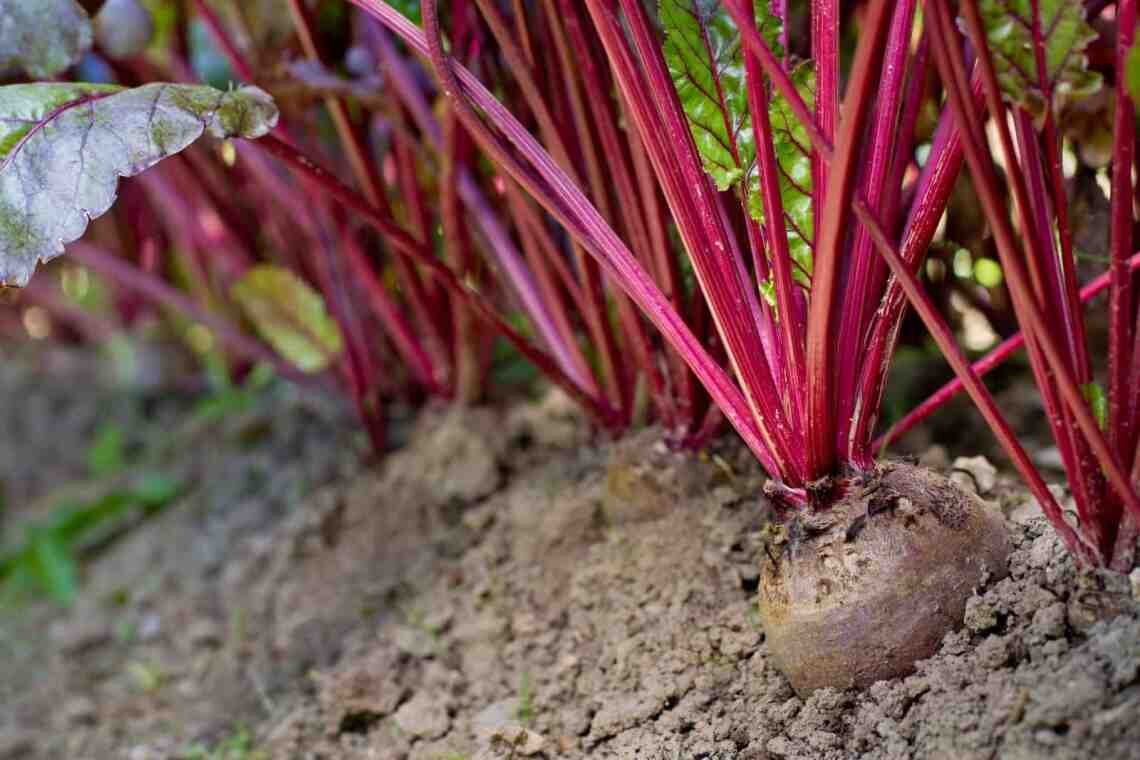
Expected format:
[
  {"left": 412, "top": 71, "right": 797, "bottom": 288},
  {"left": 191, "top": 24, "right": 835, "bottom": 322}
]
[{"left": 1, "top": 347, "right": 1138, "bottom": 759}]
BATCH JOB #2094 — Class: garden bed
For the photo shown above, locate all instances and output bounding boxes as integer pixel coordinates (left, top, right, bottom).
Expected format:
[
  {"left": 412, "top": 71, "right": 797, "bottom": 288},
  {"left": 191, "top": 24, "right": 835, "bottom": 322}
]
[{"left": 1, "top": 348, "right": 1138, "bottom": 760}]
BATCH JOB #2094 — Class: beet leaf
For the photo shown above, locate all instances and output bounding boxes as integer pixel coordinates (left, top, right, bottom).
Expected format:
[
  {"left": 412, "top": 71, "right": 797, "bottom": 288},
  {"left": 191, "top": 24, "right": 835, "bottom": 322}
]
[
  {"left": 973, "top": 0, "right": 1101, "bottom": 119},
  {"left": 751, "top": 61, "right": 814, "bottom": 288},
  {"left": 0, "top": 83, "right": 278, "bottom": 287},
  {"left": 662, "top": 0, "right": 779, "bottom": 191},
  {"left": 231, "top": 265, "right": 344, "bottom": 374}
]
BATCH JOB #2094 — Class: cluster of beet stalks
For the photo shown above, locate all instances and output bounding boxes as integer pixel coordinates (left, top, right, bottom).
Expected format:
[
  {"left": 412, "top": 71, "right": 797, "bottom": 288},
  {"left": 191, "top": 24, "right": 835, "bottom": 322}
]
[{"left": 10, "top": 0, "right": 1140, "bottom": 570}]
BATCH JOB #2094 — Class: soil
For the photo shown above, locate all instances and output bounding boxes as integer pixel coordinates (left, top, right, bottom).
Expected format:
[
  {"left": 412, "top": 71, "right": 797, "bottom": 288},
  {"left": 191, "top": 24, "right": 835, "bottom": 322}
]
[{"left": 1, "top": 346, "right": 1139, "bottom": 759}]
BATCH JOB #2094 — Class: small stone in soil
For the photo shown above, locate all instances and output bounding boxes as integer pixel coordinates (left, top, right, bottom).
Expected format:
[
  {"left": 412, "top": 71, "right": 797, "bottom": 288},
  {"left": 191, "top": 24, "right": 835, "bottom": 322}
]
[
  {"left": 1008, "top": 497, "right": 1044, "bottom": 525},
  {"left": 392, "top": 625, "right": 437, "bottom": 658},
  {"left": 1066, "top": 591, "right": 1133, "bottom": 634},
  {"left": 185, "top": 619, "right": 222, "bottom": 648},
  {"left": 0, "top": 732, "right": 33, "bottom": 759},
  {"left": 63, "top": 696, "right": 98, "bottom": 726},
  {"left": 951, "top": 455, "right": 998, "bottom": 495},
  {"left": 964, "top": 596, "right": 999, "bottom": 633},
  {"left": 392, "top": 692, "right": 450, "bottom": 740},
  {"left": 711, "top": 485, "right": 740, "bottom": 508},
  {"left": 49, "top": 618, "right": 110, "bottom": 654},
  {"left": 1029, "top": 602, "right": 1067, "bottom": 641},
  {"left": 975, "top": 636, "right": 1010, "bottom": 668},
  {"left": 472, "top": 698, "right": 521, "bottom": 735},
  {"left": 484, "top": 726, "right": 547, "bottom": 756},
  {"left": 137, "top": 613, "right": 162, "bottom": 641}
]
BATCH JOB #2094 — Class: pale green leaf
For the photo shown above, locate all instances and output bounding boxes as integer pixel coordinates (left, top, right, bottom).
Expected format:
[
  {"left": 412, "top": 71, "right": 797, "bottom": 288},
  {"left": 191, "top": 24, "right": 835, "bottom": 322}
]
[
  {"left": 0, "top": 82, "right": 278, "bottom": 287},
  {"left": 758, "top": 278, "right": 776, "bottom": 307},
  {"left": 1081, "top": 382, "right": 1107, "bottom": 430},
  {"left": 0, "top": 0, "right": 92, "bottom": 78},
  {"left": 972, "top": 0, "right": 1102, "bottom": 119},
  {"left": 1127, "top": 36, "right": 1140, "bottom": 109},
  {"left": 231, "top": 265, "right": 344, "bottom": 373}
]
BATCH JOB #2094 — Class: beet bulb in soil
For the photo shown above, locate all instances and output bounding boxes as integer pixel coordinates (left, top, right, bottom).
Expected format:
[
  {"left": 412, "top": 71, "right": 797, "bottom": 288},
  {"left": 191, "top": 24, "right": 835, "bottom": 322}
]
[
  {"left": 343, "top": 0, "right": 1062, "bottom": 701},
  {"left": 759, "top": 463, "right": 1011, "bottom": 695}
]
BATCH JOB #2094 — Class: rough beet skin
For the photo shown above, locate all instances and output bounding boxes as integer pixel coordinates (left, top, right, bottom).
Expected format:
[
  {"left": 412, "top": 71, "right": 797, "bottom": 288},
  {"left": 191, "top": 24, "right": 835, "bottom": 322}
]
[{"left": 759, "top": 462, "right": 1011, "bottom": 695}]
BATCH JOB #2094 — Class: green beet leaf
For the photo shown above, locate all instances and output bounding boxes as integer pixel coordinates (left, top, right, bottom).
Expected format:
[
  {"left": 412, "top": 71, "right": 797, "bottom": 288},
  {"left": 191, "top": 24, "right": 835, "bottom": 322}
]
[
  {"left": 973, "top": 0, "right": 1101, "bottom": 120},
  {"left": 662, "top": 0, "right": 782, "bottom": 191},
  {"left": 0, "top": 82, "right": 278, "bottom": 287},
  {"left": 231, "top": 265, "right": 344, "bottom": 374},
  {"left": 749, "top": 62, "right": 814, "bottom": 286},
  {"left": 388, "top": 0, "right": 422, "bottom": 24},
  {"left": 1126, "top": 36, "right": 1140, "bottom": 109},
  {"left": 1081, "top": 382, "right": 1107, "bottom": 431},
  {"left": 662, "top": 0, "right": 812, "bottom": 288},
  {"left": 0, "top": 0, "right": 92, "bottom": 78}
]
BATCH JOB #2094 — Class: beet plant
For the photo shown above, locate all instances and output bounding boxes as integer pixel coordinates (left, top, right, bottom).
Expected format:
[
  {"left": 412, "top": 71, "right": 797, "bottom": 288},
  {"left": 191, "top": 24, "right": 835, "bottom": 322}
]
[
  {"left": 883, "top": 0, "right": 1140, "bottom": 573},
  {"left": 862, "top": 0, "right": 1140, "bottom": 577},
  {"left": 1, "top": 0, "right": 736, "bottom": 450},
  {"left": 344, "top": 0, "right": 1139, "bottom": 692},
  {"left": 1, "top": 0, "right": 1137, "bottom": 697},
  {"left": 306, "top": 0, "right": 1008, "bottom": 694},
  {"left": 0, "top": 0, "right": 643, "bottom": 447}
]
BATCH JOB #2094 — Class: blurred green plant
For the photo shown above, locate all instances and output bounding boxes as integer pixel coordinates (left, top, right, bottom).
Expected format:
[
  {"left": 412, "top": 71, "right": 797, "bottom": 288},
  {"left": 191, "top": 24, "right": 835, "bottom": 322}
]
[
  {"left": 192, "top": 361, "right": 276, "bottom": 425},
  {"left": 516, "top": 671, "right": 534, "bottom": 726},
  {"left": 182, "top": 725, "right": 266, "bottom": 760},
  {"left": 0, "top": 474, "right": 179, "bottom": 606},
  {"left": 87, "top": 422, "right": 127, "bottom": 477}
]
